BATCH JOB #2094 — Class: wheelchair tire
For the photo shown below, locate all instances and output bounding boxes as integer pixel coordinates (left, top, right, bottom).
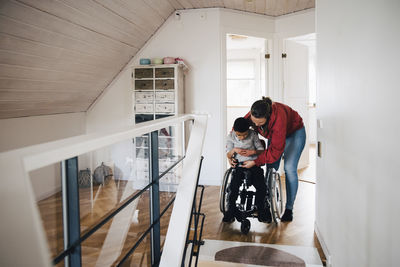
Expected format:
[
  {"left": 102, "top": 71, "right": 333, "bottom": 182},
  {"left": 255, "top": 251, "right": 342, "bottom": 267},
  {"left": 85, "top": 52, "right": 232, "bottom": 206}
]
[
  {"left": 240, "top": 219, "right": 251, "bottom": 235},
  {"left": 268, "top": 169, "right": 284, "bottom": 223},
  {"left": 219, "top": 168, "right": 233, "bottom": 214},
  {"left": 265, "top": 168, "right": 273, "bottom": 212}
]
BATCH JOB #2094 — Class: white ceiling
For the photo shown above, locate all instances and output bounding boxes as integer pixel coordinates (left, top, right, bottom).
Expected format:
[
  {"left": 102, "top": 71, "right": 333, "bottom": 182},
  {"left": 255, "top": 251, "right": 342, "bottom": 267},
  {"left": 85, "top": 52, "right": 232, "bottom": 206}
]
[{"left": 0, "top": 0, "right": 315, "bottom": 119}]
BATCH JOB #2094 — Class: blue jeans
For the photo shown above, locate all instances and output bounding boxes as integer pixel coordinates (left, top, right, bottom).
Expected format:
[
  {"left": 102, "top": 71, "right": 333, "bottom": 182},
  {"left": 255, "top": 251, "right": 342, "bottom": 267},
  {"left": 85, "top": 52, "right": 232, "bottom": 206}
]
[{"left": 267, "top": 127, "right": 306, "bottom": 210}]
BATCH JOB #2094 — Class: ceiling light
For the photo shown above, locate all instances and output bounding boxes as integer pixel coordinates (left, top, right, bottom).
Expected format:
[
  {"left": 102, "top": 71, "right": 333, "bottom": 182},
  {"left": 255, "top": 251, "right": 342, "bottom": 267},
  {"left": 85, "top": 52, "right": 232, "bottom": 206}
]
[{"left": 229, "top": 34, "right": 248, "bottom": 40}]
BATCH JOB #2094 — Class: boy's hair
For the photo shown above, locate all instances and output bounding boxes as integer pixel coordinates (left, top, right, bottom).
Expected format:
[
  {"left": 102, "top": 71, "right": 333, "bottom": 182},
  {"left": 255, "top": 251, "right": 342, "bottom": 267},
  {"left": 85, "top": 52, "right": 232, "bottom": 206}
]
[{"left": 233, "top": 117, "right": 250, "bottom": 133}]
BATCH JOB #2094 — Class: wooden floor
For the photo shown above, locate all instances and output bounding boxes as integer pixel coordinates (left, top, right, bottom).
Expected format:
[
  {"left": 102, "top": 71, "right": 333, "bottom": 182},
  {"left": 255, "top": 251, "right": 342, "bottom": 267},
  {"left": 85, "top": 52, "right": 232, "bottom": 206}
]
[
  {"left": 200, "top": 182, "right": 324, "bottom": 259},
  {"left": 37, "top": 151, "right": 325, "bottom": 266}
]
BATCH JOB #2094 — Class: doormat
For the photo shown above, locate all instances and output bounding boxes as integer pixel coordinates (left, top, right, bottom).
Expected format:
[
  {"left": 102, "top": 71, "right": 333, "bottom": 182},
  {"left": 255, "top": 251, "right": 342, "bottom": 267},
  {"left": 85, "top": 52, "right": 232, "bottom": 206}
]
[
  {"left": 215, "top": 245, "right": 305, "bottom": 266},
  {"left": 198, "top": 239, "right": 323, "bottom": 267}
]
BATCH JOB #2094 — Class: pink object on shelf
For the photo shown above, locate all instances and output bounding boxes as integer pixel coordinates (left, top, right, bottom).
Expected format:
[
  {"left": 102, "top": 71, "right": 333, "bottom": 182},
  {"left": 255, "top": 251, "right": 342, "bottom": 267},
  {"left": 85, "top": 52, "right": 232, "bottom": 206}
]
[
  {"left": 174, "top": 58, "right": 189, "bottom": 71},
  {"left": 163, "top": 57, "right": 175, "bottom": 64}
]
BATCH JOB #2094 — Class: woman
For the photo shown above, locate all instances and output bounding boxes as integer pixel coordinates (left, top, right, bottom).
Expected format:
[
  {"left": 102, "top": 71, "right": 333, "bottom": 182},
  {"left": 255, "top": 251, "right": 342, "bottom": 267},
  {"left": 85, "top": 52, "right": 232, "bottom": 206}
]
[{"left": 240, "top": 97, "right": 306, "bottom": 222}]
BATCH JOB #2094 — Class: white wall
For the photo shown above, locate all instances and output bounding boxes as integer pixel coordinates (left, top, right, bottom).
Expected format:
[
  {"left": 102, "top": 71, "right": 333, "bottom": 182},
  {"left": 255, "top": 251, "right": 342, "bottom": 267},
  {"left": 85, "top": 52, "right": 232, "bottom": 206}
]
[
  {"left": 219, "top": 8, "right": 275, "bottom": 37},
  {"left": 86, "top": 8, "right": 314, "bottom": 185},
  {"left": 0, "top": 113, "right": 86, "bottom": 200},
  {"left": 86, "top": 70, "right": 133, "bottom": 132},
  {"left": 275, "top": 9, "right": 316, "bottom": 39},
  {"left": 316, "top": 1, "right": 400, "bottom": 266}
]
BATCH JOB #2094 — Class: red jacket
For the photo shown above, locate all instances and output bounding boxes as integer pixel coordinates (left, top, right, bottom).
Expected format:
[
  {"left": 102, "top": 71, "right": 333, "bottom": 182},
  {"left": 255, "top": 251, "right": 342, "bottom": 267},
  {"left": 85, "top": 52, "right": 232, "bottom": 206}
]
[{"left": 244, "top": 102, "right": 303, "bottom": 165}]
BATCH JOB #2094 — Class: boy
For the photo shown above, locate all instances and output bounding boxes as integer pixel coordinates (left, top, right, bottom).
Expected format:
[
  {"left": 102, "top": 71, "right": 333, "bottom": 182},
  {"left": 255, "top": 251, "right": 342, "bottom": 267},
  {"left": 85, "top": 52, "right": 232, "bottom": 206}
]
[{"left": 224, "top": 117, "right": 271, "bottom": 223}]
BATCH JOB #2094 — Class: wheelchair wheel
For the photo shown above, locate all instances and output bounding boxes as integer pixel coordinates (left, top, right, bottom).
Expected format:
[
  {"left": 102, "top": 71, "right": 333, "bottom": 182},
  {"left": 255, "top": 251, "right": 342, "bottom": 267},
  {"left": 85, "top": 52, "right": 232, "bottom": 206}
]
[
  {"left": 240, "top": 219, "right": 250, "bottom": 234},
  {"left": 219, "top": 168, "right": 233, "bottom": 214},
  {"left": 267, "top": 169, "right": 284, "bottom": 223}
]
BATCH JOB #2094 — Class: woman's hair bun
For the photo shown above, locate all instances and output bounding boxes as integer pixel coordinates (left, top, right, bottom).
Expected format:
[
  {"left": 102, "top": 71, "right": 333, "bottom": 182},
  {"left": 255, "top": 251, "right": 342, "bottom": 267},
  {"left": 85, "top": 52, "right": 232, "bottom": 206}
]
[
  {"left": 262, "top": 96, "right": 272, "bottom": 106},
  {"left": 251, "top": 96, "right": 272, "bottom": 119}
]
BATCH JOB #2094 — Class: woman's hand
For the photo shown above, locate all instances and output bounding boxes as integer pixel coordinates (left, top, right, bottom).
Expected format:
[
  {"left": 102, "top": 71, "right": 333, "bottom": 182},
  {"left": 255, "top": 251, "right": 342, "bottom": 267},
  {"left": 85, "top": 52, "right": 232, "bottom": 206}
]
[
  {"left": 237, "top": 149, "right": 256, "bottom": 156},
  {"left": 233, "top": 147, "right": 243, "bottom": 154},
  {"left": 242, "top": 160, "right": 256, "bottom": 168}
]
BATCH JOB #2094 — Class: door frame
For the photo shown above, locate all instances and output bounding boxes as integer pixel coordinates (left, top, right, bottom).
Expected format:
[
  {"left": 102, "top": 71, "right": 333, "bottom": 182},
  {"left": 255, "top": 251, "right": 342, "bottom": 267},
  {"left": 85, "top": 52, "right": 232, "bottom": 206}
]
[{"left": 221, "top": 28, "right": 274, "bottom": 173}]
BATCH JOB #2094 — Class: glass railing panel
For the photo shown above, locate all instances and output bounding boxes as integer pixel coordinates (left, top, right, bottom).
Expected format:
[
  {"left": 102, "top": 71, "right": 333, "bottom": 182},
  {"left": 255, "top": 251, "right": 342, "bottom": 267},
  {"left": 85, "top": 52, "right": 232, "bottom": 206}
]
[
  {"left": 159, "top": 197, "right": 175, "bottom": 253},
  {"left": 54, "top": 259, "right": 65, "bottom": 267},
  {"left": 34, "top": 157, "right": 184, "bottom": 266},
  {"left": 118, "top": 238, "right": 151, "bottom": 267},
  {"left": 159, "top": 122, "right": 184, "bottom": 156},
  {"left": 158, "top": 160, "right": 182, "bottom": 213},
  {"left": 159, "top": 155, "right": 183, "bottom": 184},
  {"left": 33, "top": 163, "right": 65, "bottom": 260},
  {"left": 77, "top": 138, "right": 146, "bottom": 233},
  {"left": 135, "top": 133, "right": 150, "bottom": 195},
  {"left": 158, "top": 121, "right": 184, "bottom": 187},
  {"left": 80, "top": 189, "right": 150, "bottom": 266},
  {"left": 32, "top": 119, "right": 189, "bottom": 266}
]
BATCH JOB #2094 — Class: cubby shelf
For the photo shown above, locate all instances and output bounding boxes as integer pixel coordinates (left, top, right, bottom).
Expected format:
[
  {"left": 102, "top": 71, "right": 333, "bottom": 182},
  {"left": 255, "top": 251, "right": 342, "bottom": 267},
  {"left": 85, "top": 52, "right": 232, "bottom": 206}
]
[{"left": 132, "top": 64, "right": 185, "bottom": 191}]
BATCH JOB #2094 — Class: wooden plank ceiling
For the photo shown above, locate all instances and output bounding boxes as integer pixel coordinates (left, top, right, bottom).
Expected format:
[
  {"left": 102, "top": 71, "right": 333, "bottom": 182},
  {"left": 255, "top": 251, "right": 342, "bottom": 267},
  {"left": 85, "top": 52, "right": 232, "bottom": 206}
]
[{"left": 0, "top": 0, "right": 314, "bottom": 119}]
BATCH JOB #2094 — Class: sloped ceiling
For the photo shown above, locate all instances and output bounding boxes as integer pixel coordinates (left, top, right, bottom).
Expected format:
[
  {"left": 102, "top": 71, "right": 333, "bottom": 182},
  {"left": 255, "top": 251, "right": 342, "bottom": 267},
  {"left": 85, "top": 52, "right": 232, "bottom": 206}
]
[{"left": 0, "top": 0, "right": 314, "bottom": 119}]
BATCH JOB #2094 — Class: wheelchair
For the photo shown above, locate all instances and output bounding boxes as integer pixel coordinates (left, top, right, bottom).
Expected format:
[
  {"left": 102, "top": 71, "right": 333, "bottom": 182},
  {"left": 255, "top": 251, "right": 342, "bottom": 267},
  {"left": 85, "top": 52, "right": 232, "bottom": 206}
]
[{"left": 219, "top": 165, "right": 284, "bottom": 234}]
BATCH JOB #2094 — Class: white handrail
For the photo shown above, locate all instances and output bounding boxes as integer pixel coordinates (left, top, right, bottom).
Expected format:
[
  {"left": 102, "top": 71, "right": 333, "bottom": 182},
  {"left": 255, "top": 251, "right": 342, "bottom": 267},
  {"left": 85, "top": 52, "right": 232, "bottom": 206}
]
[
  {"left": 0, "top": 114, "right": 207, "bottom": 267},
  {"left": 160, "top": 114, "right": 208, "bottom": 266}
]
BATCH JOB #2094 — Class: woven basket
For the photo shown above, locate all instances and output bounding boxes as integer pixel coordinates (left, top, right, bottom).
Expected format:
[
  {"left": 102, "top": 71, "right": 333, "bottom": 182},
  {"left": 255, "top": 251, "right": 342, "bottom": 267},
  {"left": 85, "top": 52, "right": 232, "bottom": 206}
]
[{"left": 78, "top": 168, "right": 91, "bottom": 188}]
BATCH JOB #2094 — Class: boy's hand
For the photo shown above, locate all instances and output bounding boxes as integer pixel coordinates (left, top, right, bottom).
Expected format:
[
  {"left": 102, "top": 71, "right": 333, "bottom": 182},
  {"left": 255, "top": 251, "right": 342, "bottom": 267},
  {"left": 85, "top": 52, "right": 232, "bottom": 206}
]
[
  {"left": 228, "top": 157, "right": 237, "bottom": 167},
  {"left": 237, "top": 149, "right": 256, "bottom": 156},
  {"left": 242, "top": 160, "right": 256, "bottom": 168}
]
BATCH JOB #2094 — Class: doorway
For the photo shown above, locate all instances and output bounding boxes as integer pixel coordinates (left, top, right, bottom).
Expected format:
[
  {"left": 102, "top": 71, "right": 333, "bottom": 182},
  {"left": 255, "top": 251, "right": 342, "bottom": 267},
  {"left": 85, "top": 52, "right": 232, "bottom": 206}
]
[
  {"left": 283, "top": 33, "right": 317, "bottom": 183},
  {"left": 225, "top": 34, "right": 268, "bottom": 134}
]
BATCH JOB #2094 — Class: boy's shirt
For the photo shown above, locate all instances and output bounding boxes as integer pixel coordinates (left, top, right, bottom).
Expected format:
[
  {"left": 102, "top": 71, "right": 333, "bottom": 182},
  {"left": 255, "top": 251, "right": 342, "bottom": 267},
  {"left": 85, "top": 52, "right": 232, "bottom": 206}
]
[{"left": 226, "top": 130, "right": 264, "bottom": 162}]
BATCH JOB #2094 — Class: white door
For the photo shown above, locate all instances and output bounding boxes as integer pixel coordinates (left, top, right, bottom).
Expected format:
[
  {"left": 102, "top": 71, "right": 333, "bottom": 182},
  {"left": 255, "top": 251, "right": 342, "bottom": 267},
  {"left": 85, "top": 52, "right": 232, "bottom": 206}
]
[{"left": 283, "top": 40, "right": 309, "bottom": 169}]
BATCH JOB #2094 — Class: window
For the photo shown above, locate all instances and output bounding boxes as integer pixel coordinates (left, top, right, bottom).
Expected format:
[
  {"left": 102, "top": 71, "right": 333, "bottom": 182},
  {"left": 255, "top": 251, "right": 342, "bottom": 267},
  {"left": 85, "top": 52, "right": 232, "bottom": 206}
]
[{"left": 227, "top": 59, "right": 259, "bottom": 107}]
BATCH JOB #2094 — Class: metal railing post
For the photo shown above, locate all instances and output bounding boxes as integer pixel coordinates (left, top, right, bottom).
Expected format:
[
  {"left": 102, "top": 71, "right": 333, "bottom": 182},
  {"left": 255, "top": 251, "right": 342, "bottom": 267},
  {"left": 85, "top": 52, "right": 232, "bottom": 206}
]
[
  {"left": 149, "top": 131, "right": 161, "bottom": 266},
  {"left": 182, "top": 156, "right": 205, "bottom": 267},
  {"left": 62, "top": 157, "right": 82, "bottom": 267}
]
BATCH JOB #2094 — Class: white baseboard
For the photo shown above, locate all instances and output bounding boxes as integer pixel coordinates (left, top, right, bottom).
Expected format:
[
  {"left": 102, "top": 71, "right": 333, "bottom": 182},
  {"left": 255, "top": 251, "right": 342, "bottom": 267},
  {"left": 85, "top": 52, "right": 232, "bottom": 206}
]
[{"left": 314, "top": 222, "right": 332, "bottom": 267}]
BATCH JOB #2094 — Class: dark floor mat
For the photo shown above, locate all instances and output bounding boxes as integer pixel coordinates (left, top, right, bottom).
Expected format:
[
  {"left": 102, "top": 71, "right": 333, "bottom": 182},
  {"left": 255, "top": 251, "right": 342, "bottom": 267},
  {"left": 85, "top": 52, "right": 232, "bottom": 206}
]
[{"left": 215, "top": 245, "right": 306, "bottom": 267}]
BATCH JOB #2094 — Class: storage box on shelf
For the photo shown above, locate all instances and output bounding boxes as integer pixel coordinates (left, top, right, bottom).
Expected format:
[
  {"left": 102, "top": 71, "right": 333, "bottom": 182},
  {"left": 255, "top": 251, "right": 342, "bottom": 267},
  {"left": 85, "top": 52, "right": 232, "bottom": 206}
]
[{"left": 133, "top": 64, "right": 185, "bottom": 191}]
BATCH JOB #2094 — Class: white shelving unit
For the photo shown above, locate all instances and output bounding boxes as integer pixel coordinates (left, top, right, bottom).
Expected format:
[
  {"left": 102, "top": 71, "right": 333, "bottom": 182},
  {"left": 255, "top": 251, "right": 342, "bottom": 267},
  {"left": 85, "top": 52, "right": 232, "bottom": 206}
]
[{"left": 133, "top": 64, "right": 186, "bottom": 191}]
